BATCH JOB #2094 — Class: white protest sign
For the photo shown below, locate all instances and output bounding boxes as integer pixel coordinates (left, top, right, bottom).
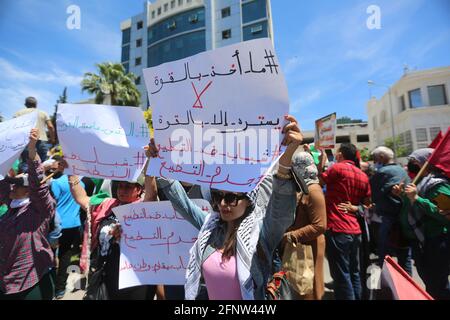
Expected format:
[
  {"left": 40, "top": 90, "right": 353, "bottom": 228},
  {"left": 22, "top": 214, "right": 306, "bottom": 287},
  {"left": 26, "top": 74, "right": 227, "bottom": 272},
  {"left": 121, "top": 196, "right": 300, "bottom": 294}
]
[
  {"left": 56, "top": 104, "right": 150, "bottom": 181},
  {"left": 143, "top": 38, "right": 289, "bottom": 192},
  {"left": 113, "top": 200, "right": 210, "bottom": 288},
  {"left": 0, "top": 111, "right": 37, "bottom": 178}
]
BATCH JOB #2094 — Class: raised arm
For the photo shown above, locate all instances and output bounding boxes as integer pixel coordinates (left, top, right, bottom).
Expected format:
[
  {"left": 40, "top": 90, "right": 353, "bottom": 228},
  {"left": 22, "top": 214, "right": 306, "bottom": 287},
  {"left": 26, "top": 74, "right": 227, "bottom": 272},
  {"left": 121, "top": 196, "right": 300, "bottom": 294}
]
[
  {"left": 260, "top": 115, "right": 302, "bottom": 252},
  {"left": 145, "top": 138, "right": 207, "bottom": 230},
  {"left": 26, "top": 128, "right": 55, "bottom": 219}
]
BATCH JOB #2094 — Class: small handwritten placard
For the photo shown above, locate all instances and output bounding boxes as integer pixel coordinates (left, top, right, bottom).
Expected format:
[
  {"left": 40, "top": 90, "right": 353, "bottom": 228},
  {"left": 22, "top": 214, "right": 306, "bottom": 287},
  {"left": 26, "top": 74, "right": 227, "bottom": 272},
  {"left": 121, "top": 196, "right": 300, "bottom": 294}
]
[
  {"left": 113, "top": 200, "right": 210, "bottom": 288},
  {"left": 0, "top": 111, "right": 37, "bottom": 178},
  {"left": 56, "top": 104, "right": 150, "bottom": 181}
]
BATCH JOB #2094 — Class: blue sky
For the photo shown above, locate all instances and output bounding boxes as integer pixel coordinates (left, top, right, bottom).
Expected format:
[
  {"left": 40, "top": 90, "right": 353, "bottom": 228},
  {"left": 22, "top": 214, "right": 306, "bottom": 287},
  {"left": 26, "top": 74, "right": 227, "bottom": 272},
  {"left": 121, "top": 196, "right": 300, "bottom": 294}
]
[{"left": 0, "top": 0, "right": 449, "bottom": 130}]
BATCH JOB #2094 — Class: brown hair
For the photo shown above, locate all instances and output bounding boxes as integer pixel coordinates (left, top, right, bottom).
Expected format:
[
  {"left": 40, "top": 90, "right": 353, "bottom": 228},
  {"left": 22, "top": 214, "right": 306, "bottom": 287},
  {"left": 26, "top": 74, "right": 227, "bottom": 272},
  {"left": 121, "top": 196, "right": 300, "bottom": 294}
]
[{"left": 221, "top": 206, "right": 251, "bottom": 261}]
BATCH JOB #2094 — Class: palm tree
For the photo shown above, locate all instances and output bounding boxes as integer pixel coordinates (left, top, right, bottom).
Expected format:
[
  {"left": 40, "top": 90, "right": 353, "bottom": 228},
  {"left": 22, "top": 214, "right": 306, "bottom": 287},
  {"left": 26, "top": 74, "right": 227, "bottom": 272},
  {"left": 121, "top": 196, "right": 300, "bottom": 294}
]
[{"left": 81, "top": 62, "right": 141, "bottom": 107}]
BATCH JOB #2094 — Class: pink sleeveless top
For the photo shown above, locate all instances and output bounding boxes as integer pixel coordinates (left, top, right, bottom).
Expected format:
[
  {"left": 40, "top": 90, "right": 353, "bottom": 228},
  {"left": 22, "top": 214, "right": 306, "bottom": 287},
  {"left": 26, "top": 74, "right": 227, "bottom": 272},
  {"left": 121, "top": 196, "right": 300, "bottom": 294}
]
[{"left": 202, "top": 250, "right": 242, "bottom": 300}]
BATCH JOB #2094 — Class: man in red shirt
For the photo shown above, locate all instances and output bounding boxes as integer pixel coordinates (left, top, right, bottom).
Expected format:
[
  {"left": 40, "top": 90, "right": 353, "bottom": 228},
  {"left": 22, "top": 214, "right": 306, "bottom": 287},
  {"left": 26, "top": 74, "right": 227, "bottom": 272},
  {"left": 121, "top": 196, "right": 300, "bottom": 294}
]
[{"left": 319, "top": 143, "right": 371, "bottom": 300}]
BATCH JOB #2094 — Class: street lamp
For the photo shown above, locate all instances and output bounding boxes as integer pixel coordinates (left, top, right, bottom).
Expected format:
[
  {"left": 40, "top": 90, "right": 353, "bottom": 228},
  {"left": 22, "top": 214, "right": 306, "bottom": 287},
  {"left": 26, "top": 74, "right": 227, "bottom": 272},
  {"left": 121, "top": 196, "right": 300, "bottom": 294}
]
[{"left": 368, "top": 80, "right": 398, "bottom": 163}]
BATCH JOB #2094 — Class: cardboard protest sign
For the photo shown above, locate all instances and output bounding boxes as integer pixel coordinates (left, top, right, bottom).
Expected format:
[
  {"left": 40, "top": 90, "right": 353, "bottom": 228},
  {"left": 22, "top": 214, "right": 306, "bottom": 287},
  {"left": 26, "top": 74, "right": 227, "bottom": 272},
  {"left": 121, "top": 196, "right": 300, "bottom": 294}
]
[
  {"left": 314, "top": 113, "right": 336, "bottom": 149},
  {"left": 113, "top": 200, "right": 211, "bottom": 288},
  {"left": 143, "top": 38, "right": 289, "bottom": 192},
  {"left": 56, "top": 104, "right": 149, "bottom": 181},
  {"left": 0, "top": 111, "right": 37, "bottom": 178}
]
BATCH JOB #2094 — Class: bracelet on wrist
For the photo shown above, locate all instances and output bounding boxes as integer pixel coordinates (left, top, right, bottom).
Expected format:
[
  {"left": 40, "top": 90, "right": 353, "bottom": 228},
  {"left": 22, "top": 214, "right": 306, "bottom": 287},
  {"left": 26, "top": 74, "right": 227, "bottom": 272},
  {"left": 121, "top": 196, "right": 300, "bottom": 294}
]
[
  {"left": 278, "top": 163, "right": 292, "bottom": 170},
  {"left": 275, "top": 171, "right": 292, "bottom": 180}
]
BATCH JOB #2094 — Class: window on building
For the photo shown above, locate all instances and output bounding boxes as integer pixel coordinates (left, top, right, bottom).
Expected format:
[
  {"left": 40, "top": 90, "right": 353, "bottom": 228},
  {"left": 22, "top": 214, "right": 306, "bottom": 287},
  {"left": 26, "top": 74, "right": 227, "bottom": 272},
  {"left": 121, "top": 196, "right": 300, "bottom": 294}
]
[
  {"left": 152, "top": 11, "right": 155, "bottom": 19},
  {"left": 222, "top": 29, "right": 232, "bottom": 39},
  {"left": 251, "top": 24, "right": 263, "bottom": 34},
  {"left": 121, "top": 45, "right": 130, "bottom": 62},
  {"left": 336, "top": 136, "right": 350, "bottom": 143},
  {"left": 135, "top": 57, "right": 142, "bottom": 66},
  {"left": 122, "top": 28, "right": 131, "bottom": 45},
  {"left": 357, "top": 135, "right": 370, "bottom": 142},
  {"left": 242, "top": 0, "right": 267, "bottom": 24},
  {"left": 167, "top": 21, "right": 176, "bottom": 30},
  {"left": 135, "top": 76, "right": 141, "bottom": 85},
  {"left": 399, "top": 95, "right": 406, "bottom": 112},
  {"left": 428, "top": 84, "right": 447, "bottom": 106},
  {"left": 178, "top": 0, "right": 183, "bottom": 5},
  {"left": 408, "top": 88, "right": 423, "bottom": 108},
  {"left": 157, "top": 7, "right": 161, "bottom": 15},
  {"left": 164, "top": 3, "right": 168, "bottom": 12},
  {"left": 171, "top": 0, "right": 175, "bottom": 9},
  {"left": 416, "top": 128, "right": 428, "bottom": 142},
  {"left": 137, "top": 21, "right": 143, "bottom": 29},
  {"left": 189, "top": 13, "right": 198, "bottom": 23},
  {"left": 221, "top": 7, "right": 231, "bottom": 18},
  {"left": 429, "top": 127, "right": 441, "bottom": 141},
  {"left": 136, "top": 39, "right": 142, "bottom": 47}
]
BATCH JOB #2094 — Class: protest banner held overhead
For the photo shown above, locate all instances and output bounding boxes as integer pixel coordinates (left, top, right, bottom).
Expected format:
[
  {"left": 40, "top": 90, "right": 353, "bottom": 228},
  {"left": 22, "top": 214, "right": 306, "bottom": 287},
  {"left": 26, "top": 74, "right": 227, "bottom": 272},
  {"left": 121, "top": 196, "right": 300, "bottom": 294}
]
[
  {"left": 314, "top": 113, "right": 337, "bottom": 150},
  {"left": 0, "top": 111, "right": 37, "bottom": 178},
  {"left": 112, "top": 200, "right": 211, "bottom": 289},
  {"left": 56, "top": 104, "right": 150, "bottom": 181},
  {"left": 143, "top": 38, "right": 289, "bottom": 192}
]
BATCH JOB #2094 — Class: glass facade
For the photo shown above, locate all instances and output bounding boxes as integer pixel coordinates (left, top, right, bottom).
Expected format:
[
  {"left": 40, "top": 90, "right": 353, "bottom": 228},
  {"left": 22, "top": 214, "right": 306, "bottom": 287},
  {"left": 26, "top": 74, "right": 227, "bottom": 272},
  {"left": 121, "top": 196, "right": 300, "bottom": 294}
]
[
  {"left": 122, "top": 28, "right": 131, "bottom": 44},
  {"left": 148, "top": 8, "right": 205, "bottom": 46},
  {"left": 242, "top": 0, "right": 267, "bottom": 24},
  {"left": 121, "top": 44, "right": 130, "bottom": 62},
  {"left": 243, "top": 21, "right": 268, "bottom": 41},
  {"left": 148, "top": 30, "right": 205, "bottom": 67}
]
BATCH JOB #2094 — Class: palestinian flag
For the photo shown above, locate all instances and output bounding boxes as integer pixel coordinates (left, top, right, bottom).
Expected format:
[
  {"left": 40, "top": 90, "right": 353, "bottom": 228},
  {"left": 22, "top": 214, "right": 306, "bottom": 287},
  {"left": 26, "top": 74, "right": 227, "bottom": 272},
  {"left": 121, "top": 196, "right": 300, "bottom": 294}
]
[{"left": 378, "top": 256, "right": 433, "bottom": 300}]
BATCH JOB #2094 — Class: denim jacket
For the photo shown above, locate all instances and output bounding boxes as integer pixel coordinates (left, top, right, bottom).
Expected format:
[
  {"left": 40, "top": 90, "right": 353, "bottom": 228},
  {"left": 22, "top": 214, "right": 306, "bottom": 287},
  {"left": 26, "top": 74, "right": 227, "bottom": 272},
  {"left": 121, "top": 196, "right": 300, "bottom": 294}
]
[{"left": 156, "top": 174, "right": 296, "bottom": 300}]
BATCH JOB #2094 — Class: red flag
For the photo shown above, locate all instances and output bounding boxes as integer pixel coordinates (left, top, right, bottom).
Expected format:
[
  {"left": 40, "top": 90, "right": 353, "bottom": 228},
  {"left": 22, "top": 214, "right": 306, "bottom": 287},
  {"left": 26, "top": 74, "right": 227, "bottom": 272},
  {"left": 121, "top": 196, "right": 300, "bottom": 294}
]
[
  {"left": 428, "top": 127, "right": 450, "bottom": 178},
  {"left": 379, "top": 256, "right": 433, "bottom": 300},
  {"left": 429, "top": 131, "right": 443, "bottom": 148}
]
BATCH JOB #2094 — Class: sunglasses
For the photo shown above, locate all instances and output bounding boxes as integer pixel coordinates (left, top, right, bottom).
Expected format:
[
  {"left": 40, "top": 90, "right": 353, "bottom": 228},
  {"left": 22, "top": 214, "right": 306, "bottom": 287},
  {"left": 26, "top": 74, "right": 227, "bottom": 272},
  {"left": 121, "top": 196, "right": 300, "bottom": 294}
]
[{"left": 210, "top": 190, "right": 247, "bottom": 208}]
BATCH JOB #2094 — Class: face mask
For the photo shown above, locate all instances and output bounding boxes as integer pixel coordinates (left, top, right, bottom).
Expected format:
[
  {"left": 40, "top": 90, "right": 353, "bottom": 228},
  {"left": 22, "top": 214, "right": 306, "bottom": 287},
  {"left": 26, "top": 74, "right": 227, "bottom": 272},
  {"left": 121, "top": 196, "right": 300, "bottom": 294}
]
[
  {"left": 10, "top": 198, "right": 30, "bottom": 209},
  {"left": 407, "top": 162, "right": 421, "bottom": 174}
]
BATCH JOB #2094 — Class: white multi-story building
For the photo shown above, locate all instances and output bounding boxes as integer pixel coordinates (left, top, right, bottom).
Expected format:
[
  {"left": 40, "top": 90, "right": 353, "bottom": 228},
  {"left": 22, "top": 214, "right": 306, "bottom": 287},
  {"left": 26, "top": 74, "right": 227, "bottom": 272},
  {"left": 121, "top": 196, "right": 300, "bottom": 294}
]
[
  {"left": 302, "top": 121, "right": 370, "bottom": 155},
  {"left": 367, "top": 66, "right": 450, "bottom": 156},
  {"left": 120, "top": 0, "right": 273, "bottom": 109}
]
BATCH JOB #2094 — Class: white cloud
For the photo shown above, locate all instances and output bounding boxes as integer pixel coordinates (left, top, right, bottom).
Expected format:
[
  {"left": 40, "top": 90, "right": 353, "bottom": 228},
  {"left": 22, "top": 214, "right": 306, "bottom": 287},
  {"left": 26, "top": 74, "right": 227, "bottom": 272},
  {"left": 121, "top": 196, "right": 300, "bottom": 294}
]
[
  {"left": 282, "top": 56, "right": 303, "bottom": 75},
  {"left": 291, "top": 89, "right": 321, "bottom": 112},
  {"left": 0, "top": 58, "right": 83, "bottom": 86}
]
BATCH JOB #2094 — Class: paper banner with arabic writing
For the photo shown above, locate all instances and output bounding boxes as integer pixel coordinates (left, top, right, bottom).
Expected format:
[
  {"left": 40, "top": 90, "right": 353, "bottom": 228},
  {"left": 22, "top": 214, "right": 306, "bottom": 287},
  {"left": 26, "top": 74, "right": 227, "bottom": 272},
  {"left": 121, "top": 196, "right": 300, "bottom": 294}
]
[
  {"left": 0, "top": 111, "right": 37, "bottom": 179},
  {"left": 143, "top": 38, "right": 289, "bottom": 192},
  {"left": 56, "top": 104, "right": 150, "bottom": 181},
  {"left": 314, "top": 113, "right": 337, "bottom": 150},
  {"left": 113, "top": 200, "right": 210, "bottom": 288}
]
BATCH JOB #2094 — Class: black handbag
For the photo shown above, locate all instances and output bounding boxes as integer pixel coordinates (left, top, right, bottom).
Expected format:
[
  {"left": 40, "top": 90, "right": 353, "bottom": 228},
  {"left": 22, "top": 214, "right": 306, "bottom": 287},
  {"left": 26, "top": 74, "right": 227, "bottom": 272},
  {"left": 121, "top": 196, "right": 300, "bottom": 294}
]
[{"left": 83, "top": 248, "right": 110, "bottom": 300}]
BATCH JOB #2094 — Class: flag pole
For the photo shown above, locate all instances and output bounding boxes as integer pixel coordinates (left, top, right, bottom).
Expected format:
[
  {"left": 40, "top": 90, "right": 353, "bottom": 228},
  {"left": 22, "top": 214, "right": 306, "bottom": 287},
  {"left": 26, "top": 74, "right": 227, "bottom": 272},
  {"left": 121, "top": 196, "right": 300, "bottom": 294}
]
[{"left": 412, "top": 160, "right": 429, "bottom": 185}]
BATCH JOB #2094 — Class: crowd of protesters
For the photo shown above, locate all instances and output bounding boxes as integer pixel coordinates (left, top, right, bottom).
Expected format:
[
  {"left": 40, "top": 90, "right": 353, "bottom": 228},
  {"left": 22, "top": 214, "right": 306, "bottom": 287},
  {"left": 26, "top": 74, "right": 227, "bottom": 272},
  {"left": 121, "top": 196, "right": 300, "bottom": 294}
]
[{"left": 0, "top": 97, "right": 449, "bottom": 300}]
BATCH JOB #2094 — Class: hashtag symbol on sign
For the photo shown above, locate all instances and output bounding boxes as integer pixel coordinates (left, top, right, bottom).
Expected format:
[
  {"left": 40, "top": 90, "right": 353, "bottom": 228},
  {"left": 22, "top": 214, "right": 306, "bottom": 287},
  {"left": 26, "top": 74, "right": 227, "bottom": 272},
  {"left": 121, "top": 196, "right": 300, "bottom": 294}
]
[
  {"left": 133, "top": 152, "right": 146, "bottom": 167},
  {"left": 264, "top": 49, "right": 279, "bottom": 74}
]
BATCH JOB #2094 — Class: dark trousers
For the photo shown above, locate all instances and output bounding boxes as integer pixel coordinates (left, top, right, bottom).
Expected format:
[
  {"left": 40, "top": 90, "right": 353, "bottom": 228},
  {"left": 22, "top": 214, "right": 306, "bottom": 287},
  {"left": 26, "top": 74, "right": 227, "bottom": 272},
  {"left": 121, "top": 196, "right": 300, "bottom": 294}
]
[
  {"left": 412, "top": 233, "right": 450, "bottom": 300},
  {"left": 326, "top": 231, "right": 362, "bottom": 300},
  {"left": 0, "top": 269, "right": 55, "bottom": 300},
  {"left": 55, "top": 226, "right": 82, "bottom": 293},
  {"left": 377, "top": 215, "right": 412, "bottom": 275}
]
